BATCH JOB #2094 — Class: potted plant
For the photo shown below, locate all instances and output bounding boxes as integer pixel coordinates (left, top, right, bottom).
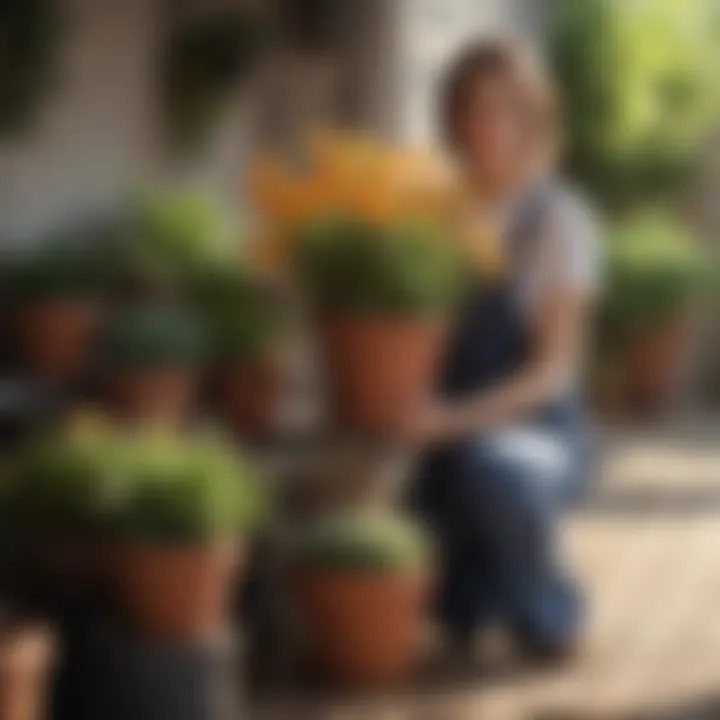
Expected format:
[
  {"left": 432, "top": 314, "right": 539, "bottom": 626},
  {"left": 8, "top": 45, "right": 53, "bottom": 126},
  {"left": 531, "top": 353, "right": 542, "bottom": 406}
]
[
  {"left": 191, "top": 264, "right": 285, "bottom": 439},
  {"left": 99, "top": 304, "right": 207, "bottom": 423},
  {"left": 5, "top": 235, "right": 111, "bottom": 381},
  {"left": 112, "top": 429, "right": 263, "bottom": 640},
  {"left": 249, "top": 134, "right": 485, "bottom": 436},
  {"left": 9, "top": 416, "right": 121, "bottom": 597},
  {"left": 597, "top": 210, "right": 713, "bottom": 417},
  {"left": 122, "top": 189, "right": 237, "bottom": 297},
  {"left": 295, "top": 510, "right": 432, "bottom": 687}
]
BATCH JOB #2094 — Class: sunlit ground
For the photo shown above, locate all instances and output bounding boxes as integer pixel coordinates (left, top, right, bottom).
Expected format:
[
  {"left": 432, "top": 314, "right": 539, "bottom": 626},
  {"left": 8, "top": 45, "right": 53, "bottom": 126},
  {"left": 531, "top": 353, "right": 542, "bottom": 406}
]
[{"left": 252, "top": 421, "right": 720, "bottom": 720}]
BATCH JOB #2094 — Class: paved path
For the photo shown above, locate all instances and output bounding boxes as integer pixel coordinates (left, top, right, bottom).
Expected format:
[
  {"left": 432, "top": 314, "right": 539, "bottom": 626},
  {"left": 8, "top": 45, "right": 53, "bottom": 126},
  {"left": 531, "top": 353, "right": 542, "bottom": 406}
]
[{"left": 252, "top": 426, "right": 720, "bottom": 719}]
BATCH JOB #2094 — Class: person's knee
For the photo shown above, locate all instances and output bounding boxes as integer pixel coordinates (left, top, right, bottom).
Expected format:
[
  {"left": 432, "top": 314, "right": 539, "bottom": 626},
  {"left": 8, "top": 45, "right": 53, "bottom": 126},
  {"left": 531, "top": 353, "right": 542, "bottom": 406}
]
[{"left": 462, "top": 427, "right": 571, "bottom": 514}]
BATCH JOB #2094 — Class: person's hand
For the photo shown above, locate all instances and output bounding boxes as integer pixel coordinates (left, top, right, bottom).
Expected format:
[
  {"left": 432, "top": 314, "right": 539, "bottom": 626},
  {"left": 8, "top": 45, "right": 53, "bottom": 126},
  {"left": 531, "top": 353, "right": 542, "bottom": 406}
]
[{"left": 399, "top": 399, "right": 468, "bottom": 447}]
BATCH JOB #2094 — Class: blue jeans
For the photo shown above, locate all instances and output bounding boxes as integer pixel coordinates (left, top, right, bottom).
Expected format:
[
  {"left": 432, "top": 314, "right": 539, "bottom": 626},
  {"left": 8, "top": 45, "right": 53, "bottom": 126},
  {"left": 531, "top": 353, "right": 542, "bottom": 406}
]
[{"left": 418, "top": 410, "right": 588, "bottom": 645}]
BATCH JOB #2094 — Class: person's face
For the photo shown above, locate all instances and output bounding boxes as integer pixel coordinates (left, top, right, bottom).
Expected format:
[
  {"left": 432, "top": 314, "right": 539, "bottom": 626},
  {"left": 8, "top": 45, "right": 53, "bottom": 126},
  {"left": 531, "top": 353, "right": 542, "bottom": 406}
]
[{"left": 456, "top": 74, "right": 529, "bottom": 186}]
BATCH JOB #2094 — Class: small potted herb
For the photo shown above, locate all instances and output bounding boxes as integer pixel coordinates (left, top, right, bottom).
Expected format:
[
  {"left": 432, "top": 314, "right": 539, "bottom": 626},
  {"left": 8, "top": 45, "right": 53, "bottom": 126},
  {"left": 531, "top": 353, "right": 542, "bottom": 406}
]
[
  {"left": 192, "top": 264, "right": 285, "bottom": 438},
  {"left": 295, "top": 214, "right": 463, "bottom": 435},
  {"left": 100, "top": 304, "right": 207, "bottom": 423},
  {"left": 112, "top": 429, "right": 263, "bottom": 640},
  {"left": 295, "top": 510, "right": 432, "bottom": 687},
  {"left": 597, "top": 210, "right": 713, "bottom": 417},
  {"left": 5, "top": 235, "right": 112, "bottom": 381}
]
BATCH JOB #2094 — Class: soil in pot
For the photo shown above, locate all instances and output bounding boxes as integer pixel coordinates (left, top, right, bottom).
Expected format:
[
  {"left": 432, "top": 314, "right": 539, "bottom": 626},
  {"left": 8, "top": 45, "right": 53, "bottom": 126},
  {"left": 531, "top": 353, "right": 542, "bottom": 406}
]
[
  {"left": 16, "top": 299, "right": 103, "bottom": 381},
  {"left": 318, "top": 315, "right": 445, "bottom": 436},
  {"left": 298, "top": 568, "right": 428, "bottom": 688},
  {"left": 111, "top": 367, "right": 199, "bottom": 424},
  {"left": 115, "top": 541, "right": 241, "bottom": 641},
  {"left": 0, "top": 622, "right": 55, "bottom": 720}
]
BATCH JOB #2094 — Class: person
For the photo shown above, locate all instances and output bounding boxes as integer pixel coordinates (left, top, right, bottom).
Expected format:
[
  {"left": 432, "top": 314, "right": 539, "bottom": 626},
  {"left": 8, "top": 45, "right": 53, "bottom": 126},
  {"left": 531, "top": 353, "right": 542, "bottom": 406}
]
[{"left": 407, "top": 36, "right": 599, "bottom": 660}]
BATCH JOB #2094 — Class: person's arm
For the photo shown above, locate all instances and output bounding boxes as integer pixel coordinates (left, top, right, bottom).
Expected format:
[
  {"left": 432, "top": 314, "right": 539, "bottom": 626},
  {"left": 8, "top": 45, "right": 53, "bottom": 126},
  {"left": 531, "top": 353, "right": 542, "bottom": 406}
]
[
  {"left": 410, "top": 192, "right": 599, "bottom": 445},
  {"left": 422, "top": 289, "right": 590, "bottom": 442}
]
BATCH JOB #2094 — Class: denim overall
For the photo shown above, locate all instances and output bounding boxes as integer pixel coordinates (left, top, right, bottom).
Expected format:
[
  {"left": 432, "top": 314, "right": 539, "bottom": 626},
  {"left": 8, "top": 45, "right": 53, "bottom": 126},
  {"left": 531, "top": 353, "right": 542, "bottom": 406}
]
[{"left": 413, "top": 181, "right": 591, "bottom": 646}]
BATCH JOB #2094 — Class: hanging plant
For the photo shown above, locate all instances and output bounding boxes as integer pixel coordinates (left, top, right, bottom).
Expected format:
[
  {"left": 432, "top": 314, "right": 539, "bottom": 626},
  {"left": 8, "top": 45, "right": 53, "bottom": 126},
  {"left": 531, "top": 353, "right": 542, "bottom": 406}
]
[
  {"left": 0, "top": 0, "right": 64, "bottom": 135},
  {"left": 163, "top": 8, "right": 270, "bottom": 154}
]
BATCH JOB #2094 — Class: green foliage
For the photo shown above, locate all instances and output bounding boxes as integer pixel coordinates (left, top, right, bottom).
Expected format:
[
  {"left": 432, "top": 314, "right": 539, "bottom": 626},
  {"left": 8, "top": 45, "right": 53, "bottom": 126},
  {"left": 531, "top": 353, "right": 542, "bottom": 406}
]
[
  {"left": 1, "top": 226, "right": 121, "bottom": 305},
  {"left": 191, "top": 265, "right": 285, "bottom": 363},
  {"left": 296, "top": 511, "right": 430, "bottom": 572},
  {"left": 112, "top": 429, "right": 265, "bottom": 543},
  {"left": 549, "top": 0, "right": 720, "bottom": 204},
  {"left": 101, "top": 304, "right": 208, "bottom": 369},
  {"left": 11, "top": 426, "right": 126, "bottom": 532},
  {"left": 294, "top": 214, "right": 466, "bottom": 316},
  {"left": 10, "top": 425, "right": 264, "bottom": 543},
  {"left": 125, "top": 190, "right": 237, "bottom": 286},
  {"left": 0, "top": 0, "right": 64, "bottom": 134},
  {"left": 602, "top": 210, "right": 713, "bottom": 334}
]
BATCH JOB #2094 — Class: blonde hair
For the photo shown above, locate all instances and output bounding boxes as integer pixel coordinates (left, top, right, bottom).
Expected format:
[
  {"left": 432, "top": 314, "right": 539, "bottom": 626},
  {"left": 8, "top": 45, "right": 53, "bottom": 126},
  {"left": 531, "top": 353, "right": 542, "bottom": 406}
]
[{"left": 440, "top": 35, "right": 562, "bottom": 168}]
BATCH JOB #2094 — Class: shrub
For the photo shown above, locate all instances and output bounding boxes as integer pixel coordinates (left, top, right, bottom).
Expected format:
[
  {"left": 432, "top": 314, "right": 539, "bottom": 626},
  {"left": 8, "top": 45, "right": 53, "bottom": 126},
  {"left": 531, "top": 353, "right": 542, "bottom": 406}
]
[
  {"left": 602, "top": 210, "right": 713, "bottom": 336},
  {"left": 549, "top": 0, "right": 720, "bottom": 205},
  {"left": 296, "top": 511, "right": 430, "bottom": 572}
]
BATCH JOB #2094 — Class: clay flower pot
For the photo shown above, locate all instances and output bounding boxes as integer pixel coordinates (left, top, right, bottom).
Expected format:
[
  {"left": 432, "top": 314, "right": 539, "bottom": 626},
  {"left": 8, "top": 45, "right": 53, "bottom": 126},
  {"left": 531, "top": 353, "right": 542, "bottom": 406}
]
[
  {"left": 115, "top": 541, "right": 241, "bottom": 640},
  {"left": 298, "top": 568, "right": 428, "bottom": 688},
  {"left": 0, "top": 623, "right": 55, "bottom": 720},
  {"left": 17, "top": 298, "right": 103, "bottom": 381},
  {"left": 217, "top": 358, "right": 281, "bottom": 439},
  {"left": 622, "top": 315, "right": 694, "bottom": 418},
  {"left": 112, "top": 367, "right": 200, "bottom": 423},
  {"left": 318, "top": 315, "right": 445, "bottom": 436}
]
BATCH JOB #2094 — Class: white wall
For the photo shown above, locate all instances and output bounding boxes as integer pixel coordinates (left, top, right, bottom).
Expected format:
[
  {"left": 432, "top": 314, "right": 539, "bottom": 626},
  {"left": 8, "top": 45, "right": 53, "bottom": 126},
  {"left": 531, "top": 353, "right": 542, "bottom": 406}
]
[
  {"left": 388, "top": 0, "right": 542, "bottom": 142},
  {"left": 0, "top": 0, "right": 159, "bottom": 242}
]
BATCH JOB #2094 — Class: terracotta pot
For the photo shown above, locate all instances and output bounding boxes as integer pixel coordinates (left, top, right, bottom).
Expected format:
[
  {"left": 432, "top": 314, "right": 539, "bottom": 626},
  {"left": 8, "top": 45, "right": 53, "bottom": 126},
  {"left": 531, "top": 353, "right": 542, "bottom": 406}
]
[
  {"left": 218, "top": 357, "right": 281, "bottom": 439},
  {"left": 298, "top": 568, "right": 428, "bottom": 688},
  {"left": 0, "top": 624, "right": 54, "bottom": 720},
  {"left": 318, "top": 315, "right": 445, "bottom": 436},
  {"left": 17, "top": 298, "right": 103, "bottom": 380},
  {"left": 116, "top": 541, "right": 241, "bottom": 640},
  {"left": 111, "top": 367, "right": 199, "bottom": 423},
  {"left": 599, "top": 316, "right": 693, "bottom": 418}
]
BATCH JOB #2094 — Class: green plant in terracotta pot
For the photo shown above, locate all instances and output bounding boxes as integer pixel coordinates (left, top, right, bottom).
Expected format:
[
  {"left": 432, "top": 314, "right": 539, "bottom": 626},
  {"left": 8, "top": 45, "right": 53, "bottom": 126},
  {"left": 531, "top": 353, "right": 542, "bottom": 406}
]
[
  {"left": 99, "top": 304, "right": 208, "bottom": 423},
  {"left": 5, "top": 233, "right": 115, "bottom": 381},
  {"left": 596, "top": 210, "right": 713, "bottom": 417},
  {"left": 111, "top": 428, "right": 264, "bottom": 640},
  {"left": 295, "top": 213, "right": 465, "bottom": 435},
  {"left": 295, "top": 510, "right": 432, "bottom": 687},
  {"left": 10, "top": 417, "right": 123, "bottom": 594},
  {"left": 191, "top": 264, "right": 286, "bottom": 439}
]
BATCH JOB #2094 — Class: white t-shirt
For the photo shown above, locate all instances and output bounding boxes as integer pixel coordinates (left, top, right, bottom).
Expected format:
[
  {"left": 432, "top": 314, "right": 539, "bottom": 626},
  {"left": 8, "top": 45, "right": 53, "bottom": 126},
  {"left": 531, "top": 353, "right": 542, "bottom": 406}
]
[
  {"left": 490, "top": 184, "right": 601, "bottom": 392},
  {"left": 495, "top": 185, "right": 601, "bottom": 312}
]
